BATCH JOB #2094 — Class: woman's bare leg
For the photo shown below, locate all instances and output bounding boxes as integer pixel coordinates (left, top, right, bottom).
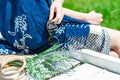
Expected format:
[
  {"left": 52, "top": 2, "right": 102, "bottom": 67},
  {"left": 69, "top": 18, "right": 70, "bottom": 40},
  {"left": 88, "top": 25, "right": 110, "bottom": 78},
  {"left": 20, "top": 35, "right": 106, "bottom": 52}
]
[{"left": 103, "top": 27, "right": 120, "bottom": 58}]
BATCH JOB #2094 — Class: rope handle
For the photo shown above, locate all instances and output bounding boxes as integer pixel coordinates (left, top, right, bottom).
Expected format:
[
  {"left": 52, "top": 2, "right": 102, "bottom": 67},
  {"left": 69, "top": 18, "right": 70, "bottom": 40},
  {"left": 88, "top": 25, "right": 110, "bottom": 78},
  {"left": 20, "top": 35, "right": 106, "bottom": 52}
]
[
  {"left": 0, "top": 66, "right": 25, "bottom": 80},
  {"left": 0, "top": 55, "right": 31, "bottom": 80}
]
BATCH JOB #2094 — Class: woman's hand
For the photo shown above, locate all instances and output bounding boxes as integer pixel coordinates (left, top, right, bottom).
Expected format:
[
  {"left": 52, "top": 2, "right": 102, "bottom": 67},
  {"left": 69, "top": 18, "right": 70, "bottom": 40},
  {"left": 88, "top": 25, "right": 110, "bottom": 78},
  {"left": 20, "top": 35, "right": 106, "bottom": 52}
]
[
  {"left": 85, "top": 11, "right": 103, "bottom": 25},
  {"left": 49, "top": 0, "right": 64, "bottom": 24}
]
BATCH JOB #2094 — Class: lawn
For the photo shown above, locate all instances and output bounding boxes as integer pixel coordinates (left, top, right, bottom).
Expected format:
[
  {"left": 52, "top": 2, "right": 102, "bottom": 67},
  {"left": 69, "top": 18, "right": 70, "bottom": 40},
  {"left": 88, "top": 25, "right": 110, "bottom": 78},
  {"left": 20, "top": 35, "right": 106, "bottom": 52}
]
[{"left": 63, "top": 0, "right": 120, "bottom": 30}]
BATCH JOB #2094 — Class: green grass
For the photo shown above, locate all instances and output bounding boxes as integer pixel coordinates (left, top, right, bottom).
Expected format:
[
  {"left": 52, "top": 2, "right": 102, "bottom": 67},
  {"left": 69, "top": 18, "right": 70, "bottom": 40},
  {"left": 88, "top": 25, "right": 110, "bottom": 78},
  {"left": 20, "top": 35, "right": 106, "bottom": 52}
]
[{"left": 63, "top": 0, "right": 120, "bottom": 30}]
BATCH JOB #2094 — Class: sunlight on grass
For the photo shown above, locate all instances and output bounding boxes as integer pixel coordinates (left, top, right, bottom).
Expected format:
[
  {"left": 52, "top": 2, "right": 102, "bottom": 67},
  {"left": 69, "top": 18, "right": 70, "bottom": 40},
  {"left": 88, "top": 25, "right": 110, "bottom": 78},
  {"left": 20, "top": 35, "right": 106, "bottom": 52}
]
[{"left": 63, "top": 0, "right": 120, "bottom": 30}]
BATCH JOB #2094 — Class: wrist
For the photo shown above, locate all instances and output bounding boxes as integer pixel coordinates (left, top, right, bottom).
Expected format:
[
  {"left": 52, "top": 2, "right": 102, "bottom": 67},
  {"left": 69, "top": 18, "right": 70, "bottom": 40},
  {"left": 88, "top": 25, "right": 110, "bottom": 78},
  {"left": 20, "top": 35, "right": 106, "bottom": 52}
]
[
  {"left": 77, "top": 13, "right": 88, "bottom": 22},
  {"left": 83, "top": 13, "right": 89, "bottom": 22}
]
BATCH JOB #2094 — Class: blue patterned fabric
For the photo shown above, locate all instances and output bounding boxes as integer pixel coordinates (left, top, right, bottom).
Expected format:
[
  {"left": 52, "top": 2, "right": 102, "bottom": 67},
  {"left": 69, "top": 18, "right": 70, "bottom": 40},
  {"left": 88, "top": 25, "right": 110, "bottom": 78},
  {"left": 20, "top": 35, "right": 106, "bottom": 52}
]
[
  {"left": 0, "top": 0, "right": 90, "bottom": 54},
  {"left": 54, "top": 23, "right": 90, "bottom": 44},
  {"left": 52, "top": 23, "right": 90, "bottom": 51},
  {"left": 0, "top": 0, "right": 52, "bottom": 54}
]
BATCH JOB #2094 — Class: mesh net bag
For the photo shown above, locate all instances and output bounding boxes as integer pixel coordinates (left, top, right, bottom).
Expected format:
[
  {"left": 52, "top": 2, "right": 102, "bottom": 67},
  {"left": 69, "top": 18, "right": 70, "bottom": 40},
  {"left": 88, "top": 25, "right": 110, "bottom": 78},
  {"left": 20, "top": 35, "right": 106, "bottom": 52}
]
[{"left": 47, "top": 22, "right": 110, "bottom": 54}]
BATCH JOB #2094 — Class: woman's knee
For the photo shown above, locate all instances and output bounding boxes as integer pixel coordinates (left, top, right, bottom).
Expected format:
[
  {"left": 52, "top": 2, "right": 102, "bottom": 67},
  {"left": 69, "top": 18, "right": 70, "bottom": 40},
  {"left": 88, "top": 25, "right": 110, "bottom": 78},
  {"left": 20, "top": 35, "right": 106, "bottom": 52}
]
[{"left": 103, "top": 27, "right": 120, "bottom": 57}]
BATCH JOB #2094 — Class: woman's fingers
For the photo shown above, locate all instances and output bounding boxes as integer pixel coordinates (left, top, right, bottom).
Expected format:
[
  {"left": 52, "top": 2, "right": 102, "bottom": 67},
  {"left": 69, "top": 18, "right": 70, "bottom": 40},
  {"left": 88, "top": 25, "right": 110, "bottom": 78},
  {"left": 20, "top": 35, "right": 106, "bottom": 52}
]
[
  {"left": 49, "top": 0, "right": 64, "bottom": 24},
  {"left": 51, "top": 8, "right": 64, "bottom": 24},
  {"left": 86, "top": 11, "right": 103, "bottom": 25},
  {"left": 49, "top": 5, "right": 55, "bottom": 20}
]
